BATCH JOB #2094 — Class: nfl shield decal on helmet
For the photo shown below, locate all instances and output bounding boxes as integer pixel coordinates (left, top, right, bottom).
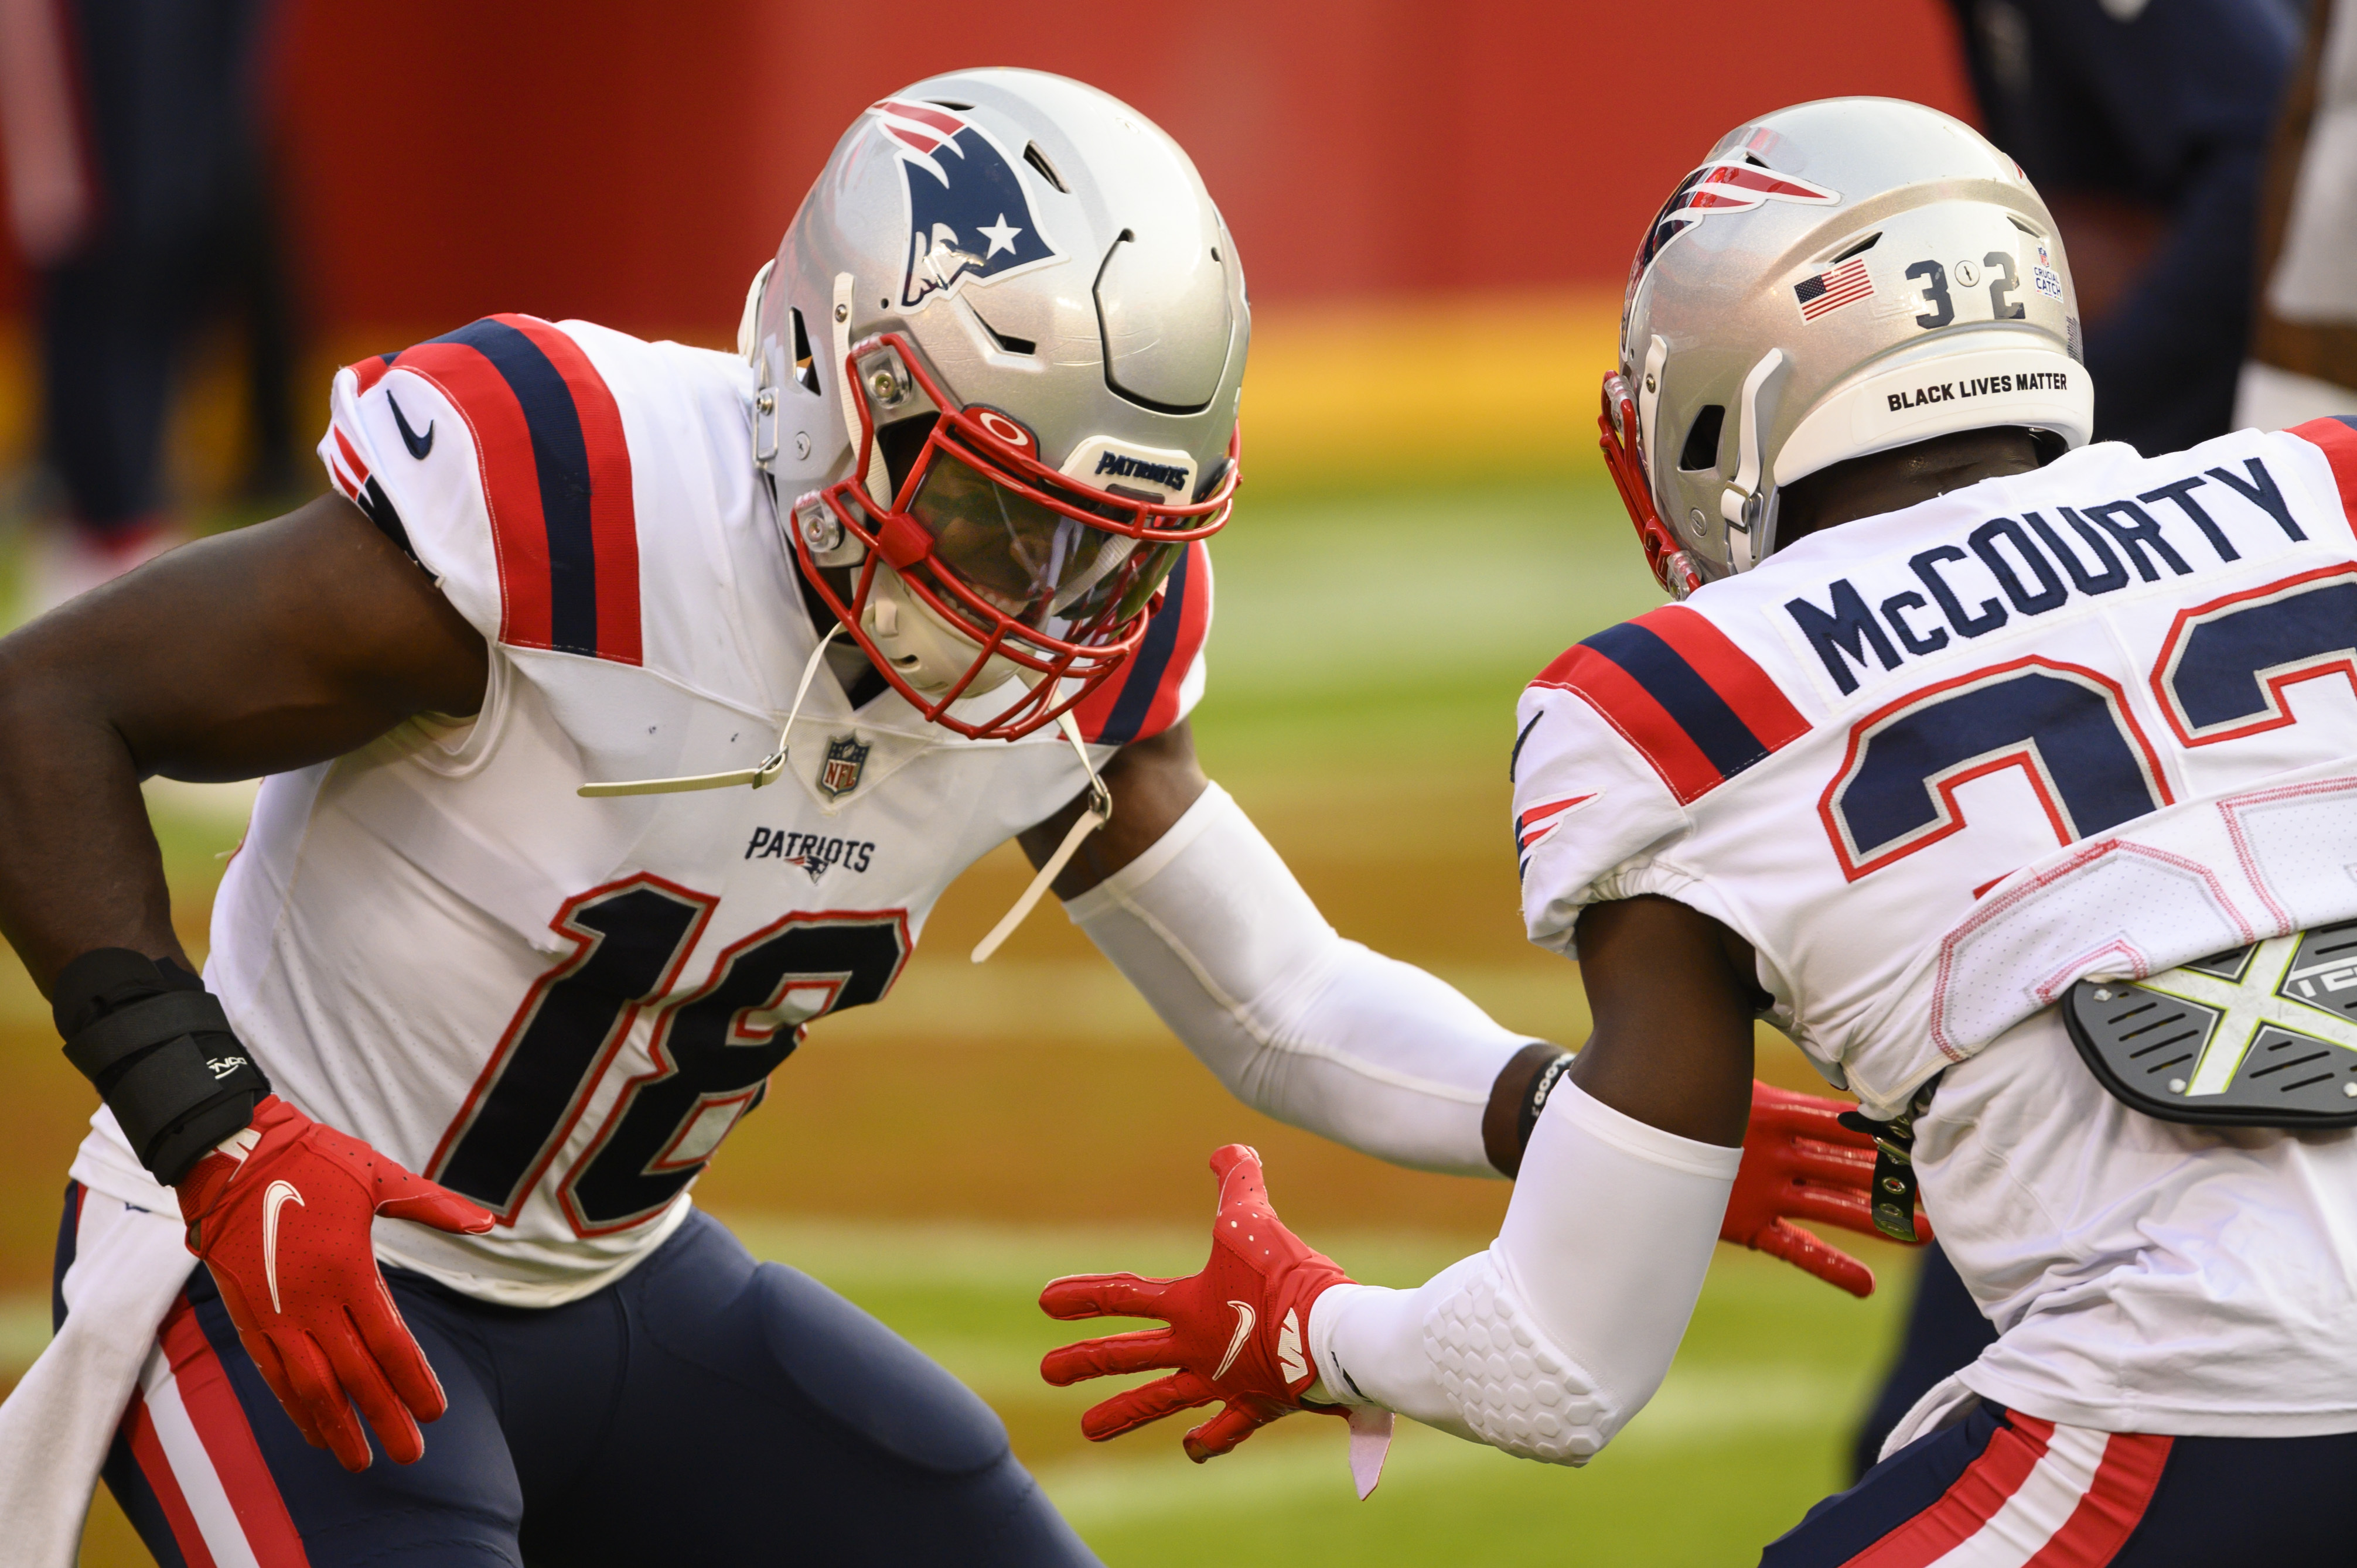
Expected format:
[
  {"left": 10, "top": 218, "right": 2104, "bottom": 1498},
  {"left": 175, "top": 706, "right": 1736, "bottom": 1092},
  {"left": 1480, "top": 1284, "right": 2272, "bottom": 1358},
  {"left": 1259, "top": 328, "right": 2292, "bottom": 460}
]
[
  {"left": 868, "top": 99, "right": 1059, "bottom": 309},
  {"left": 818, "top": 734, "right": 871, "bottom": 800}
]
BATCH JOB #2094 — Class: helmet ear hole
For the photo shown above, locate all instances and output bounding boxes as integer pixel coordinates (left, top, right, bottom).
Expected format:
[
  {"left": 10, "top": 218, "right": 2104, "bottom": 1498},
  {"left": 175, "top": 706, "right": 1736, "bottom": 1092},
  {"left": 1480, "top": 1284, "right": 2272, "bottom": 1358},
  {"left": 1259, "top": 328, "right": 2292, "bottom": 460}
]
[
  {"left": 1678, "top": 405, "right": 1727, "bottom": 473},
  {"left": 789, "top": 308, "right": 820, "bottom": 394}
]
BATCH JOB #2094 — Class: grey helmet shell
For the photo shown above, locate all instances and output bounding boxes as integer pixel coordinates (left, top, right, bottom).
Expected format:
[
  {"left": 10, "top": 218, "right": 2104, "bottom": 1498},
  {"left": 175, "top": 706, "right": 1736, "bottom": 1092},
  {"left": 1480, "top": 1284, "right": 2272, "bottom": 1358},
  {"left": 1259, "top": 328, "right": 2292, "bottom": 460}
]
[
  {"left": 1623, "top": 97, "right": 2092, "bottom": 585},
  {"left": 746, "top": 68, "right": 1248, "bottom": 507}
]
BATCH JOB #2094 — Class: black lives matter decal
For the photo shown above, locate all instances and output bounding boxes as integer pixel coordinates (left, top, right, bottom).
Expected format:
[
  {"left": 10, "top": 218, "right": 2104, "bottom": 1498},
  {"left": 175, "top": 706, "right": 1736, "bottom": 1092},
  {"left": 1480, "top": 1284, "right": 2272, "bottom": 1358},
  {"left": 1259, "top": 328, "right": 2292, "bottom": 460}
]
[{"left": 1888, "top": 368, "right": 2072, "bottom": 412}]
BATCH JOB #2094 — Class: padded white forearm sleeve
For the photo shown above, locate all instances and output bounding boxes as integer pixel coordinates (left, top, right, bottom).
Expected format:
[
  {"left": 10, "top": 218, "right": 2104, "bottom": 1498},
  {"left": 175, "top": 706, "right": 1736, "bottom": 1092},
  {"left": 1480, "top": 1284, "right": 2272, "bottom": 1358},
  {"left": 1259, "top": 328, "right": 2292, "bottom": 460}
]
[
  {"left": 1306, "top": 1081, "right": 1737, "bottom": 1464},
  {"left": 1062, "top": 783, "right": 1533, "bottom": 1176}
]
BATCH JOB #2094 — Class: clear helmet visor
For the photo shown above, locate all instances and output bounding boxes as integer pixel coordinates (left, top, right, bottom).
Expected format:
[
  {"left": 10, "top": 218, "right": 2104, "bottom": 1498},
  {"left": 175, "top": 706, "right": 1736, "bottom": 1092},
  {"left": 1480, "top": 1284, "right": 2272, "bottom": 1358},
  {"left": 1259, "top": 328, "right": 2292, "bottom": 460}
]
[{"left": 907, "top": 450, "right": 1182, "bottom": 630}]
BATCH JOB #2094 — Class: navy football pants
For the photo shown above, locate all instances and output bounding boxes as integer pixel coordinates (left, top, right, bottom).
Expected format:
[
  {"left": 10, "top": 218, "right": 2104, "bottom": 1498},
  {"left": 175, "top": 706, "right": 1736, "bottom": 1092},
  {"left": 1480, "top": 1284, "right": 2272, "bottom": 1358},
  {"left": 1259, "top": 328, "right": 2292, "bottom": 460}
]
[
  {"left": 58, "top": 1190, "right": 1100, "bottom": 1566},
  {"left": 1765, "top": 1399, "right": 2357, "bottom": 1565}
]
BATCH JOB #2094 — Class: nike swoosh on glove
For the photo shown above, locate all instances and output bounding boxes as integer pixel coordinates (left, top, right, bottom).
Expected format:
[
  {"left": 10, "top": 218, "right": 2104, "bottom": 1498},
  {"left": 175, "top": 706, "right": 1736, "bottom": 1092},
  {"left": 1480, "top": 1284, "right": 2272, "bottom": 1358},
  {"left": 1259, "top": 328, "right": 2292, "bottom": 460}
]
[
  {"left": 1041, "top": 1144, "right": 1366, "bottom": 1467},
  {"left": 1725, "top": 1080, "right": 1931, "bottom": 1299},
  {"left": 174, "top": 1094, "right": 493, "bottom": 1471}
]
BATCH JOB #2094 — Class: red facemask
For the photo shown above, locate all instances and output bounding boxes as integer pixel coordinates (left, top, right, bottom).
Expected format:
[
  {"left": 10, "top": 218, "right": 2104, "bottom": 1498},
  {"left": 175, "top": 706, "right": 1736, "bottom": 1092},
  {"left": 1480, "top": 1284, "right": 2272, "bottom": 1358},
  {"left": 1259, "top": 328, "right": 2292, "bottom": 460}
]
[
  {"left": 789, "top": 333, "right": 1238, "bottom": 742},
  {"left": 1598, "top": 371, "right": 1703, "bottom": 599}
]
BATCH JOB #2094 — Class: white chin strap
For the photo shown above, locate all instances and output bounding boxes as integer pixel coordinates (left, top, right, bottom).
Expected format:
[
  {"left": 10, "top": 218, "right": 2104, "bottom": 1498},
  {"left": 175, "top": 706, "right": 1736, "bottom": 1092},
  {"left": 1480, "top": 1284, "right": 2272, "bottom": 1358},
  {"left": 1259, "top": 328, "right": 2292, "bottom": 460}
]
[
  {"left": 577, "top": 606, "right": 1108, "bottom": 962},
  {"left": 578, "top": 625, "right": 842, "bottom": 798},
  {"left": 1718, "top": 347, "right": 1788, "bottom": 575},
  {"left": 971, "top": 708, "right": 1110, "bottom": 962},
  {"left": 857, "top": 563, "right": 1116, "bottom": 961}
]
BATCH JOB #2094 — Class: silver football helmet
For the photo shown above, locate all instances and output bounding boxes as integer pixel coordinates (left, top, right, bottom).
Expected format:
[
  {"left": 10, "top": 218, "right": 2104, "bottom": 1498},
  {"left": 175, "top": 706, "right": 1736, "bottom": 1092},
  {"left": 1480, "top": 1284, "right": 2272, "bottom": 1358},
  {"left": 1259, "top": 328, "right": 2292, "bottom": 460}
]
[
  {"left": 741, "top": 69, "right": 1247, "bottom": 740},
  {"left": 1602, "top": 97, "right": 2093, "bottom": 596}
]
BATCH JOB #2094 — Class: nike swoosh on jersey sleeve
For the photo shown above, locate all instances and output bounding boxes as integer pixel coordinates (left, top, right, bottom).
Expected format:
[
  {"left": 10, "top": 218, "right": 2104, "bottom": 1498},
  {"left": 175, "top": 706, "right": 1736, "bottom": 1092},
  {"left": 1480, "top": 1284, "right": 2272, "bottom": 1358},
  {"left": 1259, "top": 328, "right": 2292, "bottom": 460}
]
[{"left": 320, "top": 315, "right": 644, "bottom": 667}]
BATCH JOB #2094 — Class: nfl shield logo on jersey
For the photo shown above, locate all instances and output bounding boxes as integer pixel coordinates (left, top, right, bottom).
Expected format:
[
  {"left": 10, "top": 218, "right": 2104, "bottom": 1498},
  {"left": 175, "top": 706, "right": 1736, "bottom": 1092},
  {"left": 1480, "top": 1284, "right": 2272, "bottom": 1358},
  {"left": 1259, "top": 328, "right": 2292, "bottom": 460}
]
[{"left": 818, "top": 735, "right": 870, "bottom": 800}]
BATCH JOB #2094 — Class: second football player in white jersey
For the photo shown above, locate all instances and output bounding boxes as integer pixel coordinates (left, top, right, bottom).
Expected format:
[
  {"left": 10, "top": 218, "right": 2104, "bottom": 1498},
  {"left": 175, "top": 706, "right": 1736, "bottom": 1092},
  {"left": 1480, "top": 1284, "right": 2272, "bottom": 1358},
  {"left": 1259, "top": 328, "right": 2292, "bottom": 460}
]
[{"left": 1046, "top": 98, "right": 2357, "bottom": 1563}]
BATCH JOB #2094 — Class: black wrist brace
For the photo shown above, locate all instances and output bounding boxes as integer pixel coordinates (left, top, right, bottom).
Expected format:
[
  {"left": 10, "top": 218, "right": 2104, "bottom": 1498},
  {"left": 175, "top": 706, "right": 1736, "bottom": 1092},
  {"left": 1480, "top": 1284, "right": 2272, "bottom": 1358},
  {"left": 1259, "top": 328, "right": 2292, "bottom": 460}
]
[{"left": 54, "top": 948, "right": 271, "bottom": 1186}]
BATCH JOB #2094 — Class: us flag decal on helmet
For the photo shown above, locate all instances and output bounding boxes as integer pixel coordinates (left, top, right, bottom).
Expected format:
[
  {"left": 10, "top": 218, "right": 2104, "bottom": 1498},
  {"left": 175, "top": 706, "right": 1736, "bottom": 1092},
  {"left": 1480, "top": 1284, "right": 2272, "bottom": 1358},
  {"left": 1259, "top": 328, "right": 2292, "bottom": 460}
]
[
  {"left": 868, "top": 100, "right": 1060, "bottom": 310},
  {"left": 1638, "top": 160, "right": 1839, "bottom": 272},
  {"left": 1795, "top": 255, "right": 1874, "bottom": 321}
]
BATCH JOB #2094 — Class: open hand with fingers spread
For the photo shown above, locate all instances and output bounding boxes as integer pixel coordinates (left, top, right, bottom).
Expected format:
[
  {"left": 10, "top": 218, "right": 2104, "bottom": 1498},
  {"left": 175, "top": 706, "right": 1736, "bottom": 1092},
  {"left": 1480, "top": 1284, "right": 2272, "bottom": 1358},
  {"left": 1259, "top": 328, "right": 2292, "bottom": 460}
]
[
  {"left": 1726, "top": 1080, "right": 1931, "bottom": 1299},
  {"left": 1040, "top": 1144, "right": 1357, "bottom": 1464},
  {"left": 176, "top": 1094, "right": 494, "bottom": 1471}
]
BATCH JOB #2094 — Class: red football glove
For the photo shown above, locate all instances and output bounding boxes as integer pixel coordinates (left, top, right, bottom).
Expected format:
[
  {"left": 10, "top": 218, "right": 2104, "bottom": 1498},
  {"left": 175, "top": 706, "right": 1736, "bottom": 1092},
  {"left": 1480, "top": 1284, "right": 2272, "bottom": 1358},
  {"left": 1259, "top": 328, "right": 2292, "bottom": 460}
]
[
  {"left": 175, "top": 1094, "right": 493, "bottom": 1472},
  {"left": 1041, "top": 1144, "right": 1353, "bottom": 1463},
  {"left": 1725, "top": 1080, "right": 1931, "bottom": 1298}
]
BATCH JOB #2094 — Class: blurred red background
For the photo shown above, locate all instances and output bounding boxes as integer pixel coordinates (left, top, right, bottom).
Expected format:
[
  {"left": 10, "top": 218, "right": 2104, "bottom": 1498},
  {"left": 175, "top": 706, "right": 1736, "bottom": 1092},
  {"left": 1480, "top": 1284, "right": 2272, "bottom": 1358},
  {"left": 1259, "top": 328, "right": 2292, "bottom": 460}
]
[{"left": 0, "top": 0, "right": 1972, "bottom": 346}]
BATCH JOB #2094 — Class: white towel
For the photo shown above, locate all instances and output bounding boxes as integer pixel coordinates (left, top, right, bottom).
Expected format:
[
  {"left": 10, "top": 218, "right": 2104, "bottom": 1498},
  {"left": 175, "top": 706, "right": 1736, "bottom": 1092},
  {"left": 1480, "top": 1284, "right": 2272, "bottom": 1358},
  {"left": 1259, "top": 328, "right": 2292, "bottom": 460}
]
[{"left": 0, "top": 1113, "right": 193, "bottom": 1568}]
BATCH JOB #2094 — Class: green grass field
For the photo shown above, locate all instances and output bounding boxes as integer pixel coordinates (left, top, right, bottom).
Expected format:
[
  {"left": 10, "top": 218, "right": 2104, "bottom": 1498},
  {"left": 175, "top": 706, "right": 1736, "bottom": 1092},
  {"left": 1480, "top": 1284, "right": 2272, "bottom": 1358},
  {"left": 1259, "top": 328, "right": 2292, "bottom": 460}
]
[{"left": 0, "top": 473, "right": 1923, "bottom": 1565}]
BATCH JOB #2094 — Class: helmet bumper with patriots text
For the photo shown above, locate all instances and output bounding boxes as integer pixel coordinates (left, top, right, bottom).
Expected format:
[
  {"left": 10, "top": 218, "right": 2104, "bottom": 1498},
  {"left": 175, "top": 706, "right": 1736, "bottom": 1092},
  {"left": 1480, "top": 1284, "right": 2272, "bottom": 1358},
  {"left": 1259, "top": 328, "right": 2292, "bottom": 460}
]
[
  {"left": 1603, "top": 97, "right": 2093, "bottom": 596},
  {"left": 743, "top": 69, "right": 1247, "bottom": 740}
]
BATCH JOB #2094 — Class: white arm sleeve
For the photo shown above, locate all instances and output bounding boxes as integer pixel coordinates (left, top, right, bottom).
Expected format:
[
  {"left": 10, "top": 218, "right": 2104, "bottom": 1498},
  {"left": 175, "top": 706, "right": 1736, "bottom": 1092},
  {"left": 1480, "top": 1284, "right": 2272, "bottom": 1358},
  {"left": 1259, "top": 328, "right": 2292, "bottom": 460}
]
[
  {"left": 1062, "top": 782, "right": 1536, "bottom": 1176},
  {"left": 1304, "top": 1080, "right": 1737, "bottom": 1464}
]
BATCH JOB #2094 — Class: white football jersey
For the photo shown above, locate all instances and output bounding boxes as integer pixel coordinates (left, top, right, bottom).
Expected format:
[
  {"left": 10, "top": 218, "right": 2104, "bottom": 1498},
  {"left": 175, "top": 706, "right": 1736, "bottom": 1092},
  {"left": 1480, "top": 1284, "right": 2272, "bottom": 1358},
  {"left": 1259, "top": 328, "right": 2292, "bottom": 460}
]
[
  {"left": 1513, "top": 418, "right": 2357, "bottom": 1433},
  {"left": 1516, "top": 419, "right": 2357, "bottom": 1113},
  {"left": 161, "top": 315, "right": 1207, "bottom": 1305}
]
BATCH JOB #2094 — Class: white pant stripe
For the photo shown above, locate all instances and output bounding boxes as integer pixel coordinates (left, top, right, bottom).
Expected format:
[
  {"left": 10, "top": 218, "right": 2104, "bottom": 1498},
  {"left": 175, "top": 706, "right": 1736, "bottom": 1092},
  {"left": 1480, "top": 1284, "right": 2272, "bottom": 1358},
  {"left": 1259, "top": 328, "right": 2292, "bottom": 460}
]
[
  {"left": 139, "top": 1345, "right": 265, "bottom": 1568},
  {"left": 1929, "top": 1422, "right": 2112, "bottom": 1567}
]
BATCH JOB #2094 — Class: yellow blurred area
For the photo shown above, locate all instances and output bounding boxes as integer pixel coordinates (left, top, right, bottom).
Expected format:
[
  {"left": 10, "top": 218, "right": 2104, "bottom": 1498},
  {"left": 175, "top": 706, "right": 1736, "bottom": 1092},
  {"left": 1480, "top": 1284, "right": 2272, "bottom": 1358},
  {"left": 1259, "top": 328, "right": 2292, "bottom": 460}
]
[
  {"left": 1236, "top": 291, "right": 1625, "bottom": 490},
  {"left": 0, "top": 290, "right": 1627, "bottom": 516}
]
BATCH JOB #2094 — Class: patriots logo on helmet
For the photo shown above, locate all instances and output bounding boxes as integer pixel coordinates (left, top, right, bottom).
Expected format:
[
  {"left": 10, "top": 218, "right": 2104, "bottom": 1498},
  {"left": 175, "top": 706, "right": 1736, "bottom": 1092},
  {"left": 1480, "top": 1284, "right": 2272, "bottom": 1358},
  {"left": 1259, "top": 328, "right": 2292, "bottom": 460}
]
[
  {"left": 1636, "top": 159, "right": 1840, "bottom": 273},
  {"left": 869, "top": 100, "right": 1059, "bottom": 310}
]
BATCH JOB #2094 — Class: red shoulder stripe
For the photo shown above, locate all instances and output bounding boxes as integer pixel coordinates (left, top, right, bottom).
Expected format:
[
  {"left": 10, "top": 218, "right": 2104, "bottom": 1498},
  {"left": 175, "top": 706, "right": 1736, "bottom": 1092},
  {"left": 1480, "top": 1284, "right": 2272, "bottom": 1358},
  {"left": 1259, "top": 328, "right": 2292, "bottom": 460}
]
[
  {"left": 1516, "top": 794, "right": 1594, "bottom": 853},
  {"left": 381, "top": 316, "right": 642, "bottom": 663},
  {"left": 1072, "top": 540, "right": 1212, "bottom": 745},
  {"left": 499, "top": 315, "right": 642, "bottom": 665},
  {"left": 2288, "top": 416, "right": 2357, "bottom": 538},
  {"left": 1639, "top": 605, "right": 1809, "bottom": 750},
  {"left": 1531, "top": 643, "right": 1721, "bottom": 802},
  {"left": 347, "top": 353, "right": 395, "bottom": 398},
  {"left": 330, "top": 426, "right": 371, "bottom": 498},
  {"left": 390, "top": 339, "right": 557, "bottom": 651}
]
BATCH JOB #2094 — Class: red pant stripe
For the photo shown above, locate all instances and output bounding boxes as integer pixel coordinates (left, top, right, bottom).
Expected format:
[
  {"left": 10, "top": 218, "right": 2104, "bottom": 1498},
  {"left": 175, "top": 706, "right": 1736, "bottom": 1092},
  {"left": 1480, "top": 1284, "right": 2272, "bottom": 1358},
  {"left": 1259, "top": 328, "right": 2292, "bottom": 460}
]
[
  {"left": 125, "top": 1389, "right": 222, "bottom": 1568},
  {"left": 1847, "top": 1413, "right": 2057, "bottom": 1567},
  {"left": 2024, "top": 1431, "right": 2174, "bottom": 1566},
  {"left": 156, "top": 1297, "right": 312, "bottom": 1566}
]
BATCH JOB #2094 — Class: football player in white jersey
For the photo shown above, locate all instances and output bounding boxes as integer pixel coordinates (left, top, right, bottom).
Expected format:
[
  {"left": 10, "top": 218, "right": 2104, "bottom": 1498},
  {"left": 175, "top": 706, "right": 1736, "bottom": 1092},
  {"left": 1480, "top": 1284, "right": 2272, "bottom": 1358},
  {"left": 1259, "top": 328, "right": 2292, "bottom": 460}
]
[
  {"left": 1044, "top": 98, "right": 2357, "bottom": 1562},
  {"left": 0, "top": 71, "right": 1895, "bottom": 1567}
]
